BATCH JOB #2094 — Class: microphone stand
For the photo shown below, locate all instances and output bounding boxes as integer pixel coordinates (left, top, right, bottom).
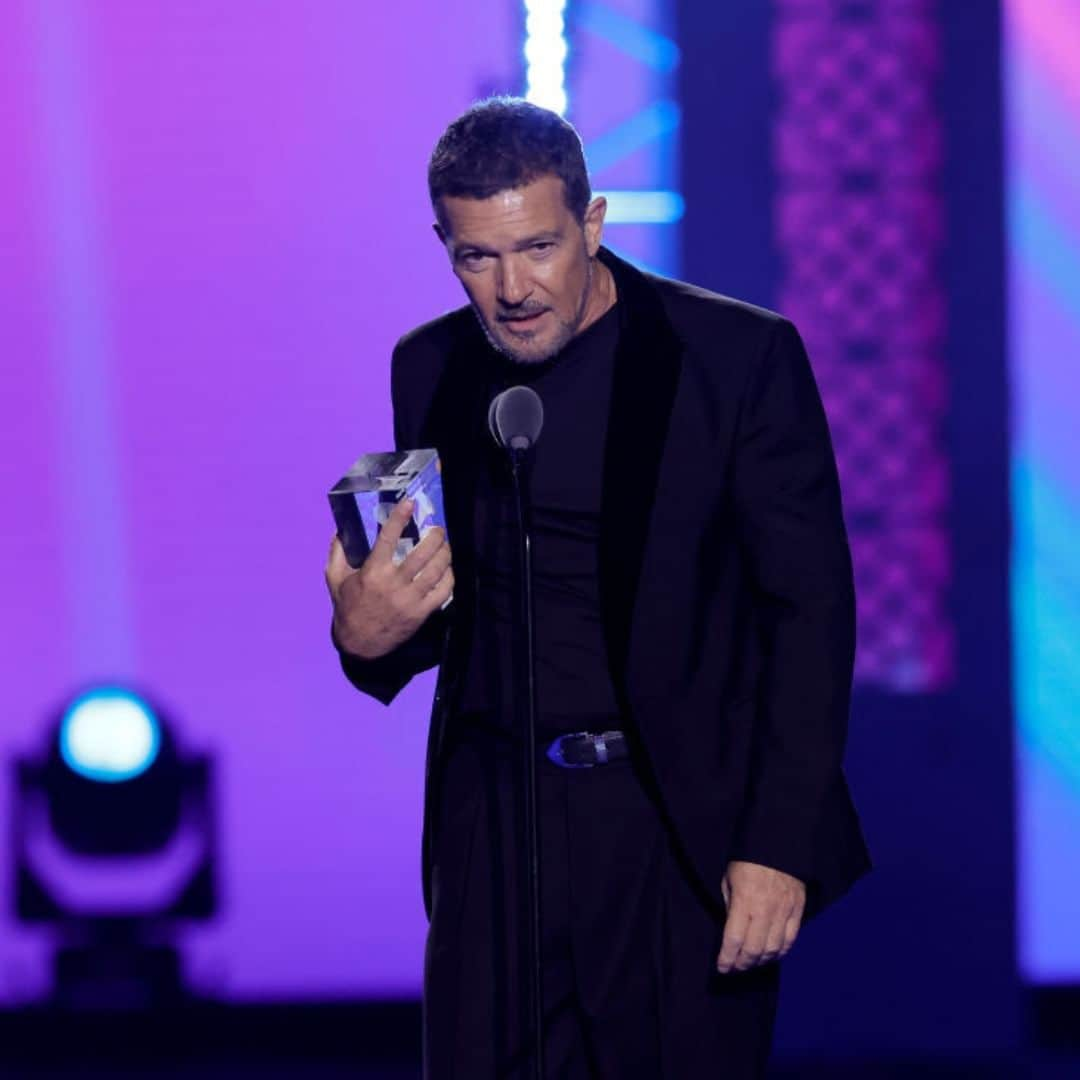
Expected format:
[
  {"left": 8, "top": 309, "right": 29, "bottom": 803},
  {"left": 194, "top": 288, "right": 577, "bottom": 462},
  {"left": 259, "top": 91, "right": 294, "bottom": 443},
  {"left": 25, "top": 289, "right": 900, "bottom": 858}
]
[{"left": 509, "top": 443, "right": 544, "bottom": 1080}]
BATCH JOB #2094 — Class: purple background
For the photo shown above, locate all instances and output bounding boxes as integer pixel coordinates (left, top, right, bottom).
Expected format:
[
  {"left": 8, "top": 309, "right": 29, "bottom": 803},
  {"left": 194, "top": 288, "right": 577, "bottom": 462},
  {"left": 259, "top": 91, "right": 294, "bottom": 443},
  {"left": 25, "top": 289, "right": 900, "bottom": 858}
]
[{"left": 0, "top": 0, "right": 517, "bottom": 1002}]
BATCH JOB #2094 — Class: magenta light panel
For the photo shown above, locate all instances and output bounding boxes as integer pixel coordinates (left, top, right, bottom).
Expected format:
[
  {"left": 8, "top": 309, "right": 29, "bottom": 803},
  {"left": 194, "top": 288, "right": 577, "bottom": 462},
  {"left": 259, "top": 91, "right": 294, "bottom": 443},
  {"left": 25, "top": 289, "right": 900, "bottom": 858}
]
[{"left": 772, "top": 0, "right": 952, "bottom": 691}]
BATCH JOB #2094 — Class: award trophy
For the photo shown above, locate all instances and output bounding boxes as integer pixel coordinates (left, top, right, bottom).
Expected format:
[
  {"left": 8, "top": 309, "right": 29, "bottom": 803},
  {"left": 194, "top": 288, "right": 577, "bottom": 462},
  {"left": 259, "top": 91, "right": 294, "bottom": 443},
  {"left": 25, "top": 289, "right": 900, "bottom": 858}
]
[{"left": 328, "top": 449, "right": 447, "bottom": 569}]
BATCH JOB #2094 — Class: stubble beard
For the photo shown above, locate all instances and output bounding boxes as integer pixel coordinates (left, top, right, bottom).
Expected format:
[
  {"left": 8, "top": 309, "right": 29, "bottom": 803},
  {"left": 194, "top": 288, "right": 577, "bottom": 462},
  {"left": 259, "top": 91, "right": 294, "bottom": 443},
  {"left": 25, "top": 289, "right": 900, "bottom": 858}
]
[{"left": 474, "top": 256, "right": 595, "bottom": 366}]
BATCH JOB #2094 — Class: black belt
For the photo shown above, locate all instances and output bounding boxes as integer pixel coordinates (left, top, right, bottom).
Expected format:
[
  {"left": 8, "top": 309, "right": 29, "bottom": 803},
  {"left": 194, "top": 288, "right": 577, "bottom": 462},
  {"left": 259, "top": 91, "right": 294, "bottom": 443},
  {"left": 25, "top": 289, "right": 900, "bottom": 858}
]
[{"left": 545, "top": 730, "right": 629, "bottom": 769}]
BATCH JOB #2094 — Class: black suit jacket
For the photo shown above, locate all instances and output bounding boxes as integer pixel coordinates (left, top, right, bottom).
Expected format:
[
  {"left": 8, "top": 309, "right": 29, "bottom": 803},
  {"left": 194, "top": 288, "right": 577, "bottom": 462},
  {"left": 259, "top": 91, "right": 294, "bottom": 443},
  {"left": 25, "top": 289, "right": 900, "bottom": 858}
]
[{"left": 337, "top": 247, "right": 870, "bottom": 919}]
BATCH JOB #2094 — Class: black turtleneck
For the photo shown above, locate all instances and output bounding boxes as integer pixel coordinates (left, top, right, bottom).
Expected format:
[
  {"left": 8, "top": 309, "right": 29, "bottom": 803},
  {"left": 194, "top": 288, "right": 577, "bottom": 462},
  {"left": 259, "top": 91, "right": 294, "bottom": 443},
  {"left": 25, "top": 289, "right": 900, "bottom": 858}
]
[{"left": 461, "top": 302, "right": 623, "bottom": 735}]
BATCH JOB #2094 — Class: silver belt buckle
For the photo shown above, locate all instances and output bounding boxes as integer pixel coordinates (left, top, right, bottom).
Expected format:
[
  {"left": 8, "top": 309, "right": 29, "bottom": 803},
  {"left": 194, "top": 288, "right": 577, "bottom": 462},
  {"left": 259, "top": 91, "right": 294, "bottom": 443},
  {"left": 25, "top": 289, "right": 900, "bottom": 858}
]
[{"left": 546, "top": 732, "right": 597, "bottom": 769}]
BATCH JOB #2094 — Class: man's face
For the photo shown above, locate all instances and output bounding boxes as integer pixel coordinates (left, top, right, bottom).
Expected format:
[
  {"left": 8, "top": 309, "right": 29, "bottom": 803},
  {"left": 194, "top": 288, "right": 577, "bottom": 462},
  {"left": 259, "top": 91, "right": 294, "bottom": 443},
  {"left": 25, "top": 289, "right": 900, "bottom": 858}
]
[{"left": 435, "top": 175, "right": 606, "bottom": 364}]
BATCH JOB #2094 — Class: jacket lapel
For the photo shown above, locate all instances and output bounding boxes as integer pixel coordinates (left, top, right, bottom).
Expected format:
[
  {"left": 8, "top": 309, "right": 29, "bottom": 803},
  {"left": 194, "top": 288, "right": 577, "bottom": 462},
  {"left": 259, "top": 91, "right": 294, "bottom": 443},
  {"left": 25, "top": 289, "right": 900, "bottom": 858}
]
[
  {"left": 420, "top": 314, "right": 493, "bottom": 688},
  {"left": 597, "top": 248, "right": 684, "bottom": 694}
]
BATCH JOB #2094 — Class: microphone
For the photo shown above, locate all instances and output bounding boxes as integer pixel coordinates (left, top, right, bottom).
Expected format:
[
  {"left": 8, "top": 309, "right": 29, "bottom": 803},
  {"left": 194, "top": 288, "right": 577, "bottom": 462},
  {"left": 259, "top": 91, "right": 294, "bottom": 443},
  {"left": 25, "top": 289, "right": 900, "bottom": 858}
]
[
  {"left": 488, "top": 381, "right": 546, "bottom": 1080},
  {"left": 488, "top": 386, "right": 544, "bottom": 452}
]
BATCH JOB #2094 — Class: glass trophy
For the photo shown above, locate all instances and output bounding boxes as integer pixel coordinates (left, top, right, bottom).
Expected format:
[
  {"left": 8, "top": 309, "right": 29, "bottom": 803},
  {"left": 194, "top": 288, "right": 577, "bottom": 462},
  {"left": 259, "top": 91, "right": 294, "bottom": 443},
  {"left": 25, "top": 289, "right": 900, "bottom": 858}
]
[{"left": 328, "top": 449, "right": 446, "bottom": 570}]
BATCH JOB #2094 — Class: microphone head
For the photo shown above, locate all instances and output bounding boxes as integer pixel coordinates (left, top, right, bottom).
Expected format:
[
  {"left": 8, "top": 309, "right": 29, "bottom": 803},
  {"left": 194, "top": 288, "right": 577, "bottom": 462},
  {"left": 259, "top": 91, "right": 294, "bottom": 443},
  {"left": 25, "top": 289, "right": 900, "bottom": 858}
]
[{"left": 489, "top": 385, "right": 544, "bottom": 451}]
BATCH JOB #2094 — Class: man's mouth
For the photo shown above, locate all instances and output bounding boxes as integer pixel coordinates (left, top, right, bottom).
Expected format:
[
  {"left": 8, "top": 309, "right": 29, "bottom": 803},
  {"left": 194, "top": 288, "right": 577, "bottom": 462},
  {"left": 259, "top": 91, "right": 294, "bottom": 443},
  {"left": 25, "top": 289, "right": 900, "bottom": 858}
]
[{"left": 499, "top": 309, "right": 548, "bottom": 330}]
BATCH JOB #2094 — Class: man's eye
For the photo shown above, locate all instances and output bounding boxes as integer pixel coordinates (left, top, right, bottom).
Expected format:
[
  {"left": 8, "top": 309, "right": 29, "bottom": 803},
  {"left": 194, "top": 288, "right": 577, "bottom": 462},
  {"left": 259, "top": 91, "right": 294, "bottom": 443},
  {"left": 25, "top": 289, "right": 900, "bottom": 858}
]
[
  {"left": 460, "top": 252, "right": 489, "bottom": 269},
  {"left": 532, "top": 242, "right": 553, "bottom": 252}
]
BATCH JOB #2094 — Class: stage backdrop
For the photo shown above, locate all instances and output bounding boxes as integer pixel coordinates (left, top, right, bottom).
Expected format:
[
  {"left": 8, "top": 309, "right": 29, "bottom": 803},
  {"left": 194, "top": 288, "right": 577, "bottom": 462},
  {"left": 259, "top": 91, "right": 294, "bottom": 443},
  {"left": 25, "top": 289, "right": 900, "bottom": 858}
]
[{"left": 0, "top": 0, "right": 518, "bottom": 1001}]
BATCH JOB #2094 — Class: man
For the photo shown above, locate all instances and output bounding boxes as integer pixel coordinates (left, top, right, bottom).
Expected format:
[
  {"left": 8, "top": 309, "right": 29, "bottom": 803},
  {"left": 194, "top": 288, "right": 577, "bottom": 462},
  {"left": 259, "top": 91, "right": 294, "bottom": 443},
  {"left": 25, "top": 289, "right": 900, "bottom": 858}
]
[{"left": 326, "top": 98, "right": 870, "bottom": 1077}]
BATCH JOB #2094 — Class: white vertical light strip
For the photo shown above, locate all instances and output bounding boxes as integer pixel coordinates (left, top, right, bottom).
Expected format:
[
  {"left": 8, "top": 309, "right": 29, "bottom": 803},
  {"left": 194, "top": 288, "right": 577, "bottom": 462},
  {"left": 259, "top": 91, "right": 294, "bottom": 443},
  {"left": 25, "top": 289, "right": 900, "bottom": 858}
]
[{"left": 524, "top": 0, "right": 568, "bottom": 116}]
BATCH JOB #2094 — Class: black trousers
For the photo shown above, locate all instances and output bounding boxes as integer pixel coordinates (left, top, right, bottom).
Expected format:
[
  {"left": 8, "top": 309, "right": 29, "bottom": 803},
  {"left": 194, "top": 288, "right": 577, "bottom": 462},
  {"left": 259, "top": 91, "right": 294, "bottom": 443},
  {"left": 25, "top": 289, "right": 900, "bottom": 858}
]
[{"left": 423, "top": 729, "right": 780, "bottom": 1079}]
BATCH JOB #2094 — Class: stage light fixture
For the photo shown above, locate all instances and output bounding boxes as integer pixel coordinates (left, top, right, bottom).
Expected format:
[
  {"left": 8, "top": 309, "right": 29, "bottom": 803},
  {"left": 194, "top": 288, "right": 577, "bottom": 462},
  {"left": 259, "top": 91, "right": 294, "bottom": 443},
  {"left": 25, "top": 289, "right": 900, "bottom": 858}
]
[
  {"left": 12, "top": 686, "right": 217, "bottom": 1007},
  {"left": 59, "top": 687, "right": 161, "bottom": 783}
]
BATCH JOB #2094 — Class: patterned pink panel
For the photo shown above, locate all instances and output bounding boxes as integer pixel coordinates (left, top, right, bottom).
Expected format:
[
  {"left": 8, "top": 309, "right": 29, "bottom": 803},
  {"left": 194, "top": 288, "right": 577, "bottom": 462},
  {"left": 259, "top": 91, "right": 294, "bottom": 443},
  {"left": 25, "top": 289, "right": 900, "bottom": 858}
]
[{"left": 773, "top": 0, "right": 952, "bottom": 689}]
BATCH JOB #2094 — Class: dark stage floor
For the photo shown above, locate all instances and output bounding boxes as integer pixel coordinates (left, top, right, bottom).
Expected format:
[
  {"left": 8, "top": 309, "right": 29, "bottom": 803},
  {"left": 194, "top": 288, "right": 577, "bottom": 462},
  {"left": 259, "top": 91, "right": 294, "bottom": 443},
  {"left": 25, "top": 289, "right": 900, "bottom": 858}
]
[
  {"left": 1, "top": 1003, "right": 1077, "bottom": 1078},
  {"left": 9, "top": 1061, "right": 1080, "bottom": 1079}
]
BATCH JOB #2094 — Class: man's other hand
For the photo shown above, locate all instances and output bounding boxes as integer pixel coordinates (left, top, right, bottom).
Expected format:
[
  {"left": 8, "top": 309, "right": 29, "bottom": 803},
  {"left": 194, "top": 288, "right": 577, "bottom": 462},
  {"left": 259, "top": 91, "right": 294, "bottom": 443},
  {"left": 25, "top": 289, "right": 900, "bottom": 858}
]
[
  {"left": 716, "top": 860, "right": 806, "bottom": 974},
  {"left": 325, "top": 498, "right": 454, "bottom": 660}
]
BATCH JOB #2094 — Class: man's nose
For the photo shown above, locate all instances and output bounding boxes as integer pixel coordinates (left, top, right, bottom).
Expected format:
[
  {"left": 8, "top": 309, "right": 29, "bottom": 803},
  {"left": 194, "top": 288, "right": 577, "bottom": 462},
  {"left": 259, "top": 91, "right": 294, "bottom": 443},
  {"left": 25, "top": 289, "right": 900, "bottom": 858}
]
[{"left": 496, "top": 257, "right": 531, "bottom": 307}]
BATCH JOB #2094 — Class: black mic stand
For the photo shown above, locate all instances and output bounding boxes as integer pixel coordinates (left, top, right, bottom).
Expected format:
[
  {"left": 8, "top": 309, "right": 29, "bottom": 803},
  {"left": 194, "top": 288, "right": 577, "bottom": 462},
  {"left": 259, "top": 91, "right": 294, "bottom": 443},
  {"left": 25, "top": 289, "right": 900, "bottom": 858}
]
[{"left": 509, "top": 444, "right": 544, "bottom": 1080}]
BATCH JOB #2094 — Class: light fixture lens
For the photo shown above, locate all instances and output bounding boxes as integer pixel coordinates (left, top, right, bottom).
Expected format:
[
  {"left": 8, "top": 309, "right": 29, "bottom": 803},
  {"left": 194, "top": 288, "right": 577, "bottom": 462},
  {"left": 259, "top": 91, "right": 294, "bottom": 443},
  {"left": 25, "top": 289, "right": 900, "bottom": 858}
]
[{"left": 59, "top": 688, "right": 162, "bottom": 783}]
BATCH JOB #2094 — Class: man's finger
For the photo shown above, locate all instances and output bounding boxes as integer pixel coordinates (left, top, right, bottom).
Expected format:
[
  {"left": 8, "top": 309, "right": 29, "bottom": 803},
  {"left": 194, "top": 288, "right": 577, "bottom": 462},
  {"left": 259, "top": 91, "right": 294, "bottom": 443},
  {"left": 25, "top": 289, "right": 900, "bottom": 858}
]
[
  {"left": 716, "top": 901, "right": 750, "bottom": 973},
  {"left": 420, "top": 566, "right": 455, "bottom": 615},
  {"left": 400, "top": 526, "right": 449, "bottom": 579},
  {"left": 408, "top": 541, "right": 452, "bottom": 595},
  {"left": 778, "top": 915, "right": 801, "bottom": 958},
  {"left": 371, "top": 498, "right": 416, "bottom": 561},
  {"left": 325, "top": 536, "right": 352, "bottom": 593},
  {"left": 733, "top": 913, "right": 771, "bottom": 971},
  {"left": 759, "top": 916, "right": 787, "bottom": 967}
]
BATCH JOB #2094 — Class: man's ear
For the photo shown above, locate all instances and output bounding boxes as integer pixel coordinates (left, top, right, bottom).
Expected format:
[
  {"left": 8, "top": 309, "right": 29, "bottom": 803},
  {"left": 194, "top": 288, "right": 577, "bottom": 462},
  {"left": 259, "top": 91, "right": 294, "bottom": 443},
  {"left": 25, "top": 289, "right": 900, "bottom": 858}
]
[
  {"left": 432, "top": 221, "right": 456, "bottom": 266},
  {"left": 582, "top": 196, "right": 607, "bottom": 257}
]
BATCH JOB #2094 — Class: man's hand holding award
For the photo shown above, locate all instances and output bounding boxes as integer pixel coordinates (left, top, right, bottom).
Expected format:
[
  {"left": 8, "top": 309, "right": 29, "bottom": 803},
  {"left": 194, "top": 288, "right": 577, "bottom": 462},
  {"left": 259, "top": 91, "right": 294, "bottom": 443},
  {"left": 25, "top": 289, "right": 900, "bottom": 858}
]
[{"left": 326, "top": 497, "right": 454, "bottom": 661}]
